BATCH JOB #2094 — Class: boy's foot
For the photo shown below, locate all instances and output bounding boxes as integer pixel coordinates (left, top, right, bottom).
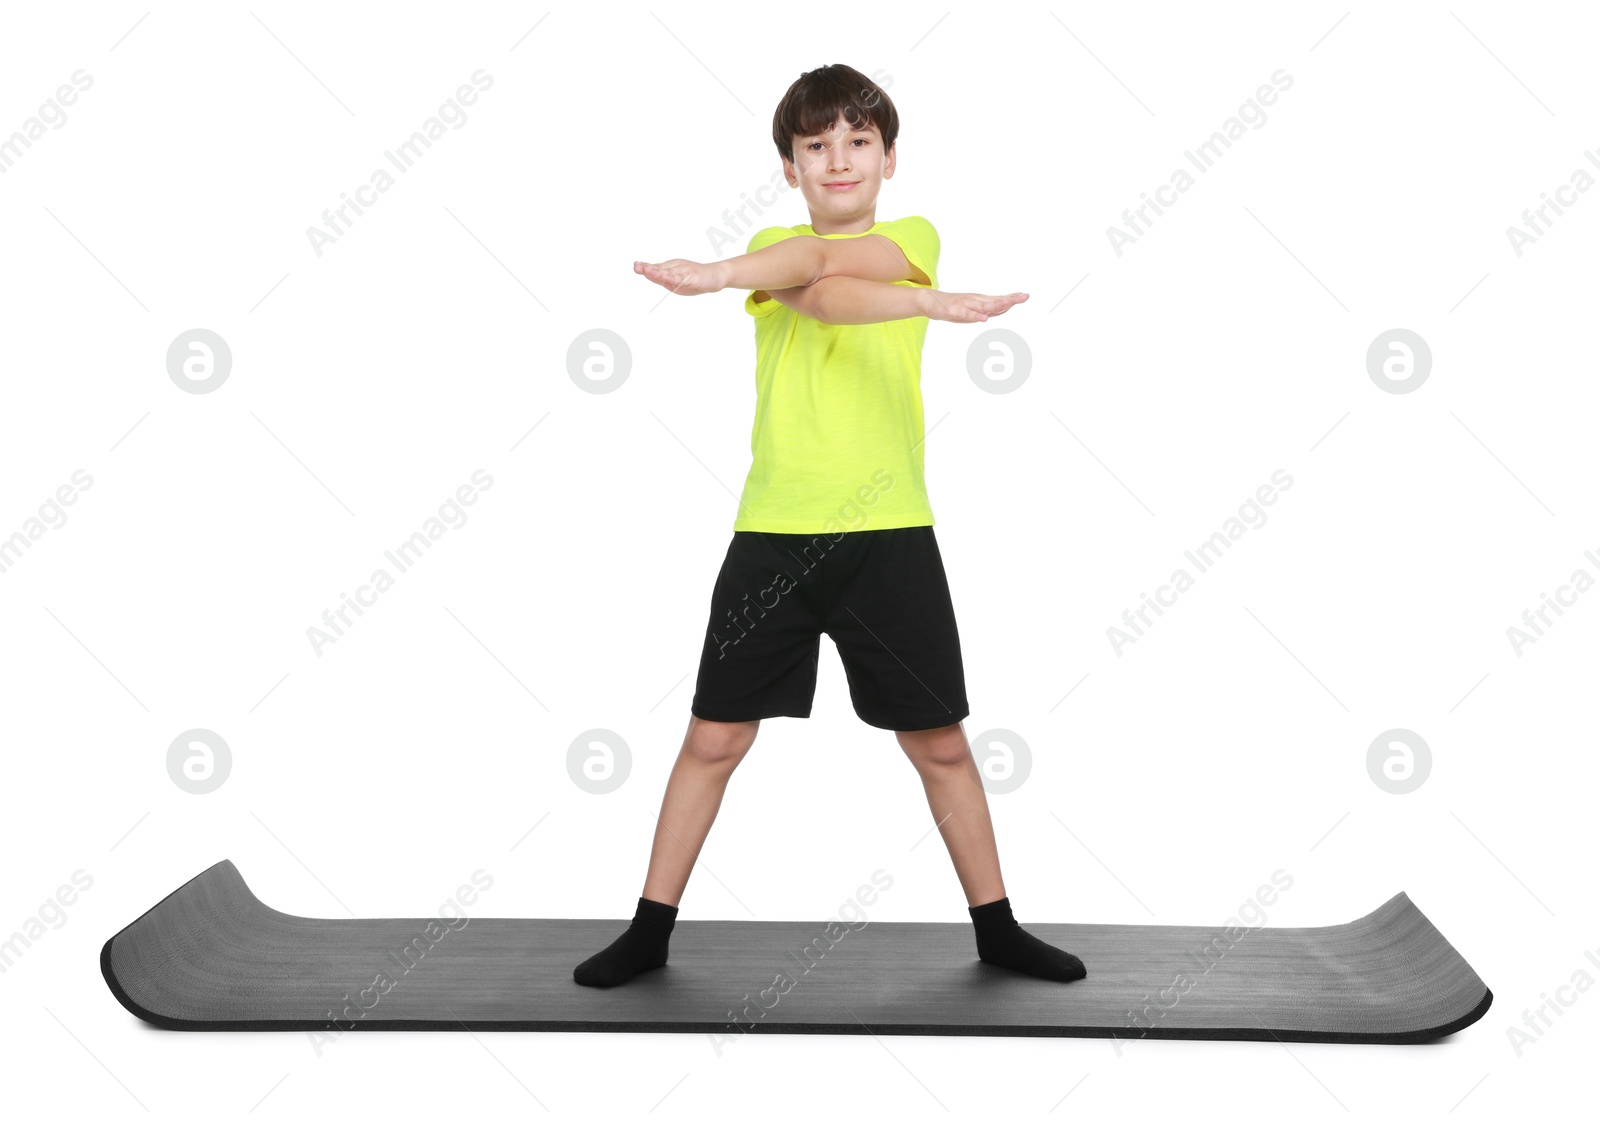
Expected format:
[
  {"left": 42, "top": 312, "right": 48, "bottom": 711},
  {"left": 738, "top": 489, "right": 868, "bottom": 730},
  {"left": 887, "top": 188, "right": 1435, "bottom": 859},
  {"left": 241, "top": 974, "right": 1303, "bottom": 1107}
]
[
  {"left": 573, "top": 896, "right": 679, "bottom": 988},
  {"left": 969, "top": 896, "right": 1087, "bottom": 982}
]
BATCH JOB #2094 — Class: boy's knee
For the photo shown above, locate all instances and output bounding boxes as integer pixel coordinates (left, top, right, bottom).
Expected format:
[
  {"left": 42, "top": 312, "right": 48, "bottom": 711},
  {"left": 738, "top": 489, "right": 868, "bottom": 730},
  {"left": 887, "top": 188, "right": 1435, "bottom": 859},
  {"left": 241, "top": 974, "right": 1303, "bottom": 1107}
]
[
  {"left": 896, "top": 722, "right": 968, "bottom": 768},
  {"left": 686, "top": 716, "right": 759, "bottom": 765}
]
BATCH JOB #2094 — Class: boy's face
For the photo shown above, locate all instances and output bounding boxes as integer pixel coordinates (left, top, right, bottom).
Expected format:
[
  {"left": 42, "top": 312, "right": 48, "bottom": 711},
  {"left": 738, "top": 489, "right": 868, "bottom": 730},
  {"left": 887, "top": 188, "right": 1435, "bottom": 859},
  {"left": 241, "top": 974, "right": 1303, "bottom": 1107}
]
[{"left": 783, "top": 115, "right": 896, "bottom": 228}]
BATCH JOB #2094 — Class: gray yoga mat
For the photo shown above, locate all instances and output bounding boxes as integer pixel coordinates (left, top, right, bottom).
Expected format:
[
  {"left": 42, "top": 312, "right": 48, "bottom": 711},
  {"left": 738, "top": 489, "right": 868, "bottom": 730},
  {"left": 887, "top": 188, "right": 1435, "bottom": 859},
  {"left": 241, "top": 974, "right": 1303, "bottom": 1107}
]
[{"left": 101, "top": 860, "right": 1492, "bottom": 1042}]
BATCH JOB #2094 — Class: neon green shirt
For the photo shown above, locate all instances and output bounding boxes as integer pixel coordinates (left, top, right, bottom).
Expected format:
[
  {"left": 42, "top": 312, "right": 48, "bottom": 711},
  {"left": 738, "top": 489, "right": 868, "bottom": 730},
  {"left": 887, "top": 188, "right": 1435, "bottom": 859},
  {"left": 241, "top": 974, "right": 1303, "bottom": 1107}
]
[{"left": 734, "top": 215, "right": 941, "bottom": 534}]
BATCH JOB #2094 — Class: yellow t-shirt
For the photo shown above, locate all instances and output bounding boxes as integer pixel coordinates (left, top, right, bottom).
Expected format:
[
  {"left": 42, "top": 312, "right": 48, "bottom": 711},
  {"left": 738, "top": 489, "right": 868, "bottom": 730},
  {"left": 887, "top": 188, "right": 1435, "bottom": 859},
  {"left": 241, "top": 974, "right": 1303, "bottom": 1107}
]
[{"left": 734, "top": 215, "right": 941, "bottom": 534}]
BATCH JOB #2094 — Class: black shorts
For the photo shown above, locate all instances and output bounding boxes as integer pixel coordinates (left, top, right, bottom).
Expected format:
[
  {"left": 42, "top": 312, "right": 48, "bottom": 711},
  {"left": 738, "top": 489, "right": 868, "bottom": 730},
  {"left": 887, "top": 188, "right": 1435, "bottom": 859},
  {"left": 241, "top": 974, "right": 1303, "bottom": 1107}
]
[{"left": 691, "top": 525, "right": 970, "bottom": 731}]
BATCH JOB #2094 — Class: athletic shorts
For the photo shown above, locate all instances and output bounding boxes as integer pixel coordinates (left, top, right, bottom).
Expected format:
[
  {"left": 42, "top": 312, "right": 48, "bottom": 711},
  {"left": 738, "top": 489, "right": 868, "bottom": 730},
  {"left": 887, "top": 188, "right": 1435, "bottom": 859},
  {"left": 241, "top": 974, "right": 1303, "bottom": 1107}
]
[{"left": 690, "top": 525, "right": 970, "bottom": 731}]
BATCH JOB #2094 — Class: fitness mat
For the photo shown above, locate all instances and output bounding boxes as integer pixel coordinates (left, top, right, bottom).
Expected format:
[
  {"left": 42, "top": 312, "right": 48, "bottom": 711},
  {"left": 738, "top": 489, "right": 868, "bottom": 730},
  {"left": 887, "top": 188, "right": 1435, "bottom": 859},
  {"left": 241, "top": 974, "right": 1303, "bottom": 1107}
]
[{"left": 102, "top": 860, "right": 1492, "bottom": 1043}]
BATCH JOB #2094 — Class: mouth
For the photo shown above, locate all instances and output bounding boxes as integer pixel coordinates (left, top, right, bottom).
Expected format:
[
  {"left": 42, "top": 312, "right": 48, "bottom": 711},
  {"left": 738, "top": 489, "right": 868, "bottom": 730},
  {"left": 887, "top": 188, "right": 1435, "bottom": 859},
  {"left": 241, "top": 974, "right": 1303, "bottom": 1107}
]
[{"left": 824, "top": 181, "right": 859, "bottom": 190}]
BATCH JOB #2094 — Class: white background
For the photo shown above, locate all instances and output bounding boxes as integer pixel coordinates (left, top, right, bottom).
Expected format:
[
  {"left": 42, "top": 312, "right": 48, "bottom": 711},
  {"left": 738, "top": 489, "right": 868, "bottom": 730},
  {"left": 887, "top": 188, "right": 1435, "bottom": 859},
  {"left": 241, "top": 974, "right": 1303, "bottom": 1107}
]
[{"left": 1, "top": 1, "right": 1593, "bottom": 1119}]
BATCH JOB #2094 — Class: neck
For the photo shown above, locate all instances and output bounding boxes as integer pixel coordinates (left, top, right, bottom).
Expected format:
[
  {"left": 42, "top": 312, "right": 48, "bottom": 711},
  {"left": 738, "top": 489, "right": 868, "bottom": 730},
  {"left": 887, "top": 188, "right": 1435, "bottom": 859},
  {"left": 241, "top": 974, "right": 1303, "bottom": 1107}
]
[{"left": 808, "top": 214, "right": 877, "bottom": 235}]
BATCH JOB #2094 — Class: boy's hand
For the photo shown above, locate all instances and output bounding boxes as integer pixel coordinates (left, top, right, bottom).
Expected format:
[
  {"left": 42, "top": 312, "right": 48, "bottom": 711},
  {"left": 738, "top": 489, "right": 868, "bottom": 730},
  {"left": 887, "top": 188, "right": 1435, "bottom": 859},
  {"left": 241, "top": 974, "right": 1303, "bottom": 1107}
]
[
  {"left": 634, "top": 258, "right": 728, "bottom": 296},
  {"left": 922, "top": 290, "right": 1029, "bottom": 323}
]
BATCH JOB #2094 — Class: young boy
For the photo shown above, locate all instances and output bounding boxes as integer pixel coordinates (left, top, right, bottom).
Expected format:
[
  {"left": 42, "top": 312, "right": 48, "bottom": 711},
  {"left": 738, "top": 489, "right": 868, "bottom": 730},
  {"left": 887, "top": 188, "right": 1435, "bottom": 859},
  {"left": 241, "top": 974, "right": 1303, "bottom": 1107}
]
[{"left": 574, "top": 63, "right": 1084, "bottom": 988}]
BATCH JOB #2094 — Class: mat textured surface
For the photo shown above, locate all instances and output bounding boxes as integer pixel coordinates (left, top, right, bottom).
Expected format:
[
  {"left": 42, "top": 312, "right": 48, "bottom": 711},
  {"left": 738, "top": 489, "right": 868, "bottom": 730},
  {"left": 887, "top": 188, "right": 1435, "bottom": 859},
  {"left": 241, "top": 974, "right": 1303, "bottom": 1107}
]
[{"left": 102, "top": 860, "right": 1492, "bottom": 1042}]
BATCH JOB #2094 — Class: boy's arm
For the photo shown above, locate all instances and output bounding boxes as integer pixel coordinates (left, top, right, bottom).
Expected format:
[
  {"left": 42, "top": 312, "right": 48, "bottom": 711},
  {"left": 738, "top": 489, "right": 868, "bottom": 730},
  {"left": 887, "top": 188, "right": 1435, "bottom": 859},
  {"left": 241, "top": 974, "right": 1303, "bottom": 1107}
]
[
  {"left": 720, "top": 233, "right": 924, "bottom": 292},
  {"left": 762, "top": 276, "right": 1028, "bottom": 325},
  {"left": 815, "top": 234, "right": 928, "bottom": 285},
  {"left": 763, "top": 275, "right": 932, "bottom": 324}
]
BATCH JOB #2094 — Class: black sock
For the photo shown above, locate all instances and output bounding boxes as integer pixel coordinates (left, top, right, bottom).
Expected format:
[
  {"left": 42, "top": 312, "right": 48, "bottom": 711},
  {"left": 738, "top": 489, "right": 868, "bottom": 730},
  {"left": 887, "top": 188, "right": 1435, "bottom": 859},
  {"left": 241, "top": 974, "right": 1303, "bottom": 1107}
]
[
  {"left": 968, "top": 896, "right": 1086, "bottom": 982},
  {"left": 573, "top": 896, "right": 679, "bottom": 988}
]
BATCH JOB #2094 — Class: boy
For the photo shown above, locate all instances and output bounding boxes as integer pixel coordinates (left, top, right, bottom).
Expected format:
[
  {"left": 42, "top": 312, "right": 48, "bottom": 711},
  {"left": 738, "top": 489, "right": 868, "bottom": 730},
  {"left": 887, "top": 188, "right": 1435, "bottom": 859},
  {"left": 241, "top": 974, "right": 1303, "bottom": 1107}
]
[{"left": 574, "top": 63, "right": 1084, "bottom": 988}]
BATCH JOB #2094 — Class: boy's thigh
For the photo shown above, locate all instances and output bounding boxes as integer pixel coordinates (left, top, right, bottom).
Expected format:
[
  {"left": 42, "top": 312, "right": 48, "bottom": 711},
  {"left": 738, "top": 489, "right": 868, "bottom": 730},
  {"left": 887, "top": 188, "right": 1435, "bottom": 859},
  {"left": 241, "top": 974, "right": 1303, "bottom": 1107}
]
[
  {"left": 822, "top": 526, "right": 971, "bottom": 732},
  {"left": 690, "top": 532, "right": 828, "bottom": 723}
]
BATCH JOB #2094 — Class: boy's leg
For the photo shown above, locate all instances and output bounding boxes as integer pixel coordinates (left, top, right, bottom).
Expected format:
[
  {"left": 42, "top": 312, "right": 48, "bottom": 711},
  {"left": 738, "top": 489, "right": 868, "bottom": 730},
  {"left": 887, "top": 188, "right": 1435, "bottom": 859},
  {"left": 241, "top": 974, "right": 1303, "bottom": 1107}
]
[
  {"left": 821, "top": 526, "right": 1085, "bottom": 983},
  {"left": 572, "top": 714, "right": 759, "bottom": 988},
  {"left": 642, "top": 714, "right": 762, "bottom": 906},
  {"left": 825, "top": 527, "right": 993, "bottom": 899},
  {"left": 897, "top": 719, "right": 1085, "bottom": 983},
  {"left": 894, "top": 719, "right": 1005, "bottom": 906},
  {"left": 575, "top": 531, "right": 825, "bottom": 988}
]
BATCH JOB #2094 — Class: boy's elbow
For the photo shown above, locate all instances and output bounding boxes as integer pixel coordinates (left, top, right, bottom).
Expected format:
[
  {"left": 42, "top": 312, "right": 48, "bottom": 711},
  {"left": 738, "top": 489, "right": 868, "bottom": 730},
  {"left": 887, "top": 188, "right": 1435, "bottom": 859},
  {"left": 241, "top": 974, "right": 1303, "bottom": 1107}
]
[
  {"left": 768, "top": 283, "right": 833, "bottom": 323},
  {"left": 796, "top": 279, "right": 835, "bottom": 323}
]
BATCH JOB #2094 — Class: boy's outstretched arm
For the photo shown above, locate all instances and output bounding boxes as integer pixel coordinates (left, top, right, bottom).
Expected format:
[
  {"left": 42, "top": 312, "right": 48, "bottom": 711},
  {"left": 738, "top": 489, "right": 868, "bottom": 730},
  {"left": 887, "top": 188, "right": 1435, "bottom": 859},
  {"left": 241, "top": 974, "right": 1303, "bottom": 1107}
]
[
  {"left": 635, "top": 233, "right": 923, "bottom": 296},
  {"left": 765, "top": 275, "right": 1028, "bottom": 325}
]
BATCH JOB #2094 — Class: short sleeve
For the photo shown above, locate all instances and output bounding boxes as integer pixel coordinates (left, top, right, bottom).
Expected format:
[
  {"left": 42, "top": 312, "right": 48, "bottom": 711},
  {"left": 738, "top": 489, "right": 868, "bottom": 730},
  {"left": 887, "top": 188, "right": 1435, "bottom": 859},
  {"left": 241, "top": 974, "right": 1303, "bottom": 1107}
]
[
  {"left": 875, "top": 215, "right": 939, "bottom": 290},
  {"left": 744, "top": 225, "right": 801, "bottom": 317}
]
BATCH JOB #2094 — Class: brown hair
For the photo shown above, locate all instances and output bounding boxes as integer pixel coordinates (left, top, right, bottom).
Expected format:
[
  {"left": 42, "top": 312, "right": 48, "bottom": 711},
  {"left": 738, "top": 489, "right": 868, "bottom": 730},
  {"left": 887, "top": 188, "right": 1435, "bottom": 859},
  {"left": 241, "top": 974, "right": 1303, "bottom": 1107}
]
[{"left": 771, "top": 64, "right": 898, "bottom": 166}]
